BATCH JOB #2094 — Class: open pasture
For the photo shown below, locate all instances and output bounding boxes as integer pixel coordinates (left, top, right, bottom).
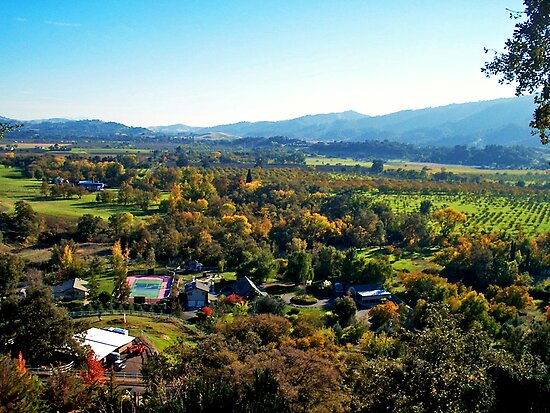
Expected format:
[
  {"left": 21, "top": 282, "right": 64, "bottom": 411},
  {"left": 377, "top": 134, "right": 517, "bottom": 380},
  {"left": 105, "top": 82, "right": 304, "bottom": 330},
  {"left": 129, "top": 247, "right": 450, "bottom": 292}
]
[
  {"left": 307, "top": 156, "right": 549, "bottom": 177},
  {"left": 364, "top": 191, "right": 550, "bottom": 237},
  {"left": 0, "top": 165, "right": 160, "bottom": 221}
]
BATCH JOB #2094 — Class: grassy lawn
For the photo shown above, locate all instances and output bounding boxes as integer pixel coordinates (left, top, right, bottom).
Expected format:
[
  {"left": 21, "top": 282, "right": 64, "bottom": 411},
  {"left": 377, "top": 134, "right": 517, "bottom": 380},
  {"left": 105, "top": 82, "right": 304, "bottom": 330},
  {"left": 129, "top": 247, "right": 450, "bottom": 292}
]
[
  {"left": 291, "top": 306, "right": 329, "bottom": 316},
  {"left": 0, "top": 165, "right": 162, "bottom": 220},
  {"left": 360, "top": 247, "right": 442, "bottom": 274},
  {"left": 85, "top": 315, "right": 195, "bottom": 352}
]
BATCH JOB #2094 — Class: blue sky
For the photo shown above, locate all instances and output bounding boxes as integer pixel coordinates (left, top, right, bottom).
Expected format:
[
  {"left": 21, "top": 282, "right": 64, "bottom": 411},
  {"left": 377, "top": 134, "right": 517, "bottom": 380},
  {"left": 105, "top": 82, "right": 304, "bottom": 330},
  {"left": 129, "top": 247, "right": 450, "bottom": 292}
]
[{"left": 0, "top": 0, "right": 524, "bottom": 126}]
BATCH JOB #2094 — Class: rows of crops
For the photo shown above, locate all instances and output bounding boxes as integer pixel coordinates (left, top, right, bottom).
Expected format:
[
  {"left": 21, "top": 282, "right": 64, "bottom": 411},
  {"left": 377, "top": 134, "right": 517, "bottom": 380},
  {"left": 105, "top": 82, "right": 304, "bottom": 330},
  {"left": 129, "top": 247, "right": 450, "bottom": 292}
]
[{"left": 364, "top": 192, "right": 550, "bottom": 237}]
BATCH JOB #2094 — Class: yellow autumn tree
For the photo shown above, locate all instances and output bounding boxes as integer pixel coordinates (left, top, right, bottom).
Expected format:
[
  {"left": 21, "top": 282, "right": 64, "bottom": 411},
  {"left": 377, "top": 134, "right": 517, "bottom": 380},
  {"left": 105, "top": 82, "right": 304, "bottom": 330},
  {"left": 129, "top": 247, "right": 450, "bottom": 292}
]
[
  {"left": 433, "top": 207, "right": 467, "bottom": 238},
  {"left": 112, "top": 240, "right": 130, "bottom": 303}
]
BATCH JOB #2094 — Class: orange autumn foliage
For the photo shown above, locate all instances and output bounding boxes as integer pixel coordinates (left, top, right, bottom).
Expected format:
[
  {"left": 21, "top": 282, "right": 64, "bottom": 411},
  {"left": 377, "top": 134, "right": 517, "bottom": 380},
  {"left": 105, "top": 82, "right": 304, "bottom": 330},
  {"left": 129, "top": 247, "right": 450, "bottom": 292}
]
[{"left": 80, "top": 351, "right": 106, "bottom": 387}]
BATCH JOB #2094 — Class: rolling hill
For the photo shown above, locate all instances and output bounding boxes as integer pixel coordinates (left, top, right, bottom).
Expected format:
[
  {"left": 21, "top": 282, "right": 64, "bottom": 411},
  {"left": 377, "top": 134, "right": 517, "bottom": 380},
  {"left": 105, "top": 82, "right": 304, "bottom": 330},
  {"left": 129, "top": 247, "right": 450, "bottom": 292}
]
[{"left": 1, "top": 96, "right": 541, "bottom": 147}]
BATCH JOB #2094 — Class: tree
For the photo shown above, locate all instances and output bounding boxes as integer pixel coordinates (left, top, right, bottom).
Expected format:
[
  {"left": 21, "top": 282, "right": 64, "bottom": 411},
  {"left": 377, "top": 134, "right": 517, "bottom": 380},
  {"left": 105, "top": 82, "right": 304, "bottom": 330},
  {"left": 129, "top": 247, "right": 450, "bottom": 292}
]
[
  {"left": 252, "top": 295, "right": 287, "bottom": 316},
  {"left": 333, "top": 296, "right": 357, "bottom": 327},
  {"left": 39, "top": 180, "right": 50, "bottom": 197},
  {"left": 286, "top": 249, "right": 314, "bottom": 287},
  {"left": 369, "top": 301, "right": 401, "bottom": 331},
  {"left": 0, "top": 122, "right": 22, "bottom": 140},
  {"left": 117, "top": 182, "right": 134, "bottom": 205},
  {"left": 44, "top": 368, "right": 90, "bottom": 412},
  {"left": 111, "top": 240, "right": 130, "bottom": 303},
  {"left": 12, "top": 201, "right": 42, "bottom": 243},
  {"left": 483, "top": 0, "right": 550, "bottom": 143},
  {"left": 370, "top": 159, "right": 384, "bottom": 174},
  {"left": 0, "top": 285, "right": 83, "bottom": 364},
  {"left": 493, "top": 284, "right": 533, "bottom": 310},
  {"left": 313, "top": 245, "right": 343, "bottom": 279},
  {"left": 419, "top": 199, "right": 432, "bottom": 214},
  {"left": 246, "top": 168, "right": 253, "bottom": 183},
  {"left": 50, "top": 241, "right": 85, "bottom": 282},
  {"left": 145, "top": 247, "right": 156, "bottom": 268},
  {"left": 0, "top": 354, "right": 45, "bottom": 413},
  {"left": 0, "top": 253, "right": 24, "bottom": 297},
  {"left": 359, "top": 257, "right": 394, "bottom": 287},
  {"left": 108, "top": 212, "right": 134, "bottom": 240},
  {"left": 238, "top": 246, "right": 277, "bottom": 283},
  {"left": 76, "top": 214, "right": 105, "bottom": 242},
  {"left": 88, "top": 271, "right": 100, "bottom": 304},
  {"left": 433, "top": 207, "right": 467, "bottom": 238}
]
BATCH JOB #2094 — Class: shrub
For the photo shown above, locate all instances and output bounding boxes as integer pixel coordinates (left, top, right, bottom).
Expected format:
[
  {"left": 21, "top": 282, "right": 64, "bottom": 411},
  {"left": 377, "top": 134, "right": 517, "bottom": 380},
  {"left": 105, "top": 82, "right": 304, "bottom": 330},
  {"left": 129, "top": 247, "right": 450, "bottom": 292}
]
[
  {"left": 200, "top": 306, "right": 213, "bottom": 317},
  {"left": 290, "top": 294, "right": 318, "bottom": 306},
  {"left": 252, "top": 295, "right": 287, "bottom": 316},
  {"left": 287, "top": 307, "right": 300, "bottom": 316}
]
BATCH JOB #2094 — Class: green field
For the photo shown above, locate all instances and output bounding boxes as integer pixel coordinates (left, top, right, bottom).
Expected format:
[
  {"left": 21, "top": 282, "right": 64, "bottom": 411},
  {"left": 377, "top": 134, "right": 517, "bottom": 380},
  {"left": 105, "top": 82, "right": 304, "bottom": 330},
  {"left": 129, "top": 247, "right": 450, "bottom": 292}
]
[
  {"left": 363, "top": 191, "right": 550, "bottom": 237},
  {"left": 0, "top": 165, "right": 160, "bottom": 221},
  {"left": 88, "top": 315, "right": 195, "bottom": 352},
  {"left": 306, "top": 156, "right": 548, "bottom": 176},
  {"left": 70, "top": 147, "right": 152, "bottom": 155}
]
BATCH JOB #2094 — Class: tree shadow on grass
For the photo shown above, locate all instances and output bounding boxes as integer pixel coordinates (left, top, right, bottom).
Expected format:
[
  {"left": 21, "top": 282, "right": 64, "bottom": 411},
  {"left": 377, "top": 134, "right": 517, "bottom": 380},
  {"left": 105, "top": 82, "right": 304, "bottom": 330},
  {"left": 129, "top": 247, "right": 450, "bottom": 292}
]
[{"left": 72, "top": 201, "right": 160, "bottom": 217}]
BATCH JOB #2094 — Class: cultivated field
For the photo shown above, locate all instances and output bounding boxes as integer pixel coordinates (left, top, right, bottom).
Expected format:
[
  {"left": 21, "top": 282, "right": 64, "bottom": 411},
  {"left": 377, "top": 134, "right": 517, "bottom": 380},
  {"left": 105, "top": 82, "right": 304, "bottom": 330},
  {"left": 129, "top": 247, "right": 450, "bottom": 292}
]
[{"left": 363, "top": 191, "right": 550, "bottom": 237}]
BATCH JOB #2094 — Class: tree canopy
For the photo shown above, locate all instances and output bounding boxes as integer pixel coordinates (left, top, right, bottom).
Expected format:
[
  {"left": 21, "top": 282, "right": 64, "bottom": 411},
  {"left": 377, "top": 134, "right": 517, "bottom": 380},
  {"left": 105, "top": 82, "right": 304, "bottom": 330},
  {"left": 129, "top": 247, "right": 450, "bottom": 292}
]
[{"left": 483, "top": 0, "right": 550, "bottom": 144}]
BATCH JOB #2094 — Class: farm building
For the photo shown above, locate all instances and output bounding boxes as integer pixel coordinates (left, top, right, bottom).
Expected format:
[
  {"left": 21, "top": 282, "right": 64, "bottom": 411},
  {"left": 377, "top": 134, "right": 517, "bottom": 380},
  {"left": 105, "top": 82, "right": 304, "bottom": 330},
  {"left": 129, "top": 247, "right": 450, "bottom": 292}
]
[
  {"left": 77, "top": 327, "right": 135, "bottom": 361},
  {"left": 348, "top": 285, "right": 391, "bottom": 307},
  {"left": 78, "top": 180, "right": 105, "bottom": 191},
  {"left": 52, "top": 277, "right": 89, "bottom": 300}
]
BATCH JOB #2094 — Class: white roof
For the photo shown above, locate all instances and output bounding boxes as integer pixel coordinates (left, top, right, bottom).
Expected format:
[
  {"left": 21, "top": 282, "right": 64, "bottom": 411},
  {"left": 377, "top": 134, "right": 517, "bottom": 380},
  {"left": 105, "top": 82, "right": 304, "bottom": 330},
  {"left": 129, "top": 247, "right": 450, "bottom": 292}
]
[
  {"left": 77, "top": 327, "right": 135, "bottom": 360},
  {"left": 356, "top": 289, "right": 391, "bottom": 298}
]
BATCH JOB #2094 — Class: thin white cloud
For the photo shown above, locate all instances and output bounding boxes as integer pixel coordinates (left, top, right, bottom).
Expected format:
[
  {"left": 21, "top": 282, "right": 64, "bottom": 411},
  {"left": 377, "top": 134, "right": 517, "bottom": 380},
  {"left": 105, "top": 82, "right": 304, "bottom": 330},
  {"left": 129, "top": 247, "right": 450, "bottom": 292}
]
[
  {"left": 15, "top": 17, "right": 28, "bottom": 22},
  {"left": 44, "top": 20, "right": 81, "bottom": 27}
]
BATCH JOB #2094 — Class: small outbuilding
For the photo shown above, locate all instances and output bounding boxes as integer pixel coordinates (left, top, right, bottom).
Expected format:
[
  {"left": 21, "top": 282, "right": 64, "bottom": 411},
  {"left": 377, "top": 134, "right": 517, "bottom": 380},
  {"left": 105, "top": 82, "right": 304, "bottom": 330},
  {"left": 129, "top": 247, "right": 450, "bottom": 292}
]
[{"left": 77, "top": 327, "right": 135, "bottom": 361}]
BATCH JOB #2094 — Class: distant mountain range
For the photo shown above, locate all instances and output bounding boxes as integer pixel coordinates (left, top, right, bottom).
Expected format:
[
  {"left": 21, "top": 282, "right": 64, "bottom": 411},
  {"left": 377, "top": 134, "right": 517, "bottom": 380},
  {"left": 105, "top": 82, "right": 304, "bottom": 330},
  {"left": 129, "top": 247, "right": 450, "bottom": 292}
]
[
  {"left": 0, "top": 117, "right": 152, "bottom": 140},
  {"left": 2, "top": 96, "right": 543, "bottom": 147}
]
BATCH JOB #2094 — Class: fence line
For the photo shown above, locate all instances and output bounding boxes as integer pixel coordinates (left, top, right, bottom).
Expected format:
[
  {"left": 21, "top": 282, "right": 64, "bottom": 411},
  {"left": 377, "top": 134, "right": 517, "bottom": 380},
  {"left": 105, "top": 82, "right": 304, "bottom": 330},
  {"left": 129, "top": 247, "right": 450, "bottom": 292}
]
[
  {"left": 28, "top": 361, "right": 75, "bottom": 375},
  {"left": 69, "top": 309, "right": 203, "bottom": 335},
  {"left": 69, "top": 309, "right": 175, "bottom": 318},
  {"left": 28, "top": 366, "right": 144, "bottom": 380}
]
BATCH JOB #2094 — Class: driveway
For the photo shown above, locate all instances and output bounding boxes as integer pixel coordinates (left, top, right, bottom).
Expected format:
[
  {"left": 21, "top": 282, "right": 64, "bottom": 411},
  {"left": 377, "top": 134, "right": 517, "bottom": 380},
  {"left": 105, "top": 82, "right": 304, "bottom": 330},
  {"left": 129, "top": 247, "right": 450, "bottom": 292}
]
[{"left": 281, "top": 293, "right": 334, "bottom": 310}]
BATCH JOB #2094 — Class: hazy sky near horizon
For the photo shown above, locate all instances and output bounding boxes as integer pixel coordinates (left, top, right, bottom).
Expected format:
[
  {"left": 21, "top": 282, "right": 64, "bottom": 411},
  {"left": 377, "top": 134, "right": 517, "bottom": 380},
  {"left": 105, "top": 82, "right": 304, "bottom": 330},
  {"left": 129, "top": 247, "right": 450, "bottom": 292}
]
[{"left": 1, "top": 0, "right": 524, "bottom": 127}]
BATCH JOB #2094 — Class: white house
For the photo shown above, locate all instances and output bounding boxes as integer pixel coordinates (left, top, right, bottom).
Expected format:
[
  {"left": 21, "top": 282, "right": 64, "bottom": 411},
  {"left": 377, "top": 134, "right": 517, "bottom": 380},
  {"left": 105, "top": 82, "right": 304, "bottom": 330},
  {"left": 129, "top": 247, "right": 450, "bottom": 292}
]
[{"left": 348, "top": 285, "right": 391, "bottom": 307}]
